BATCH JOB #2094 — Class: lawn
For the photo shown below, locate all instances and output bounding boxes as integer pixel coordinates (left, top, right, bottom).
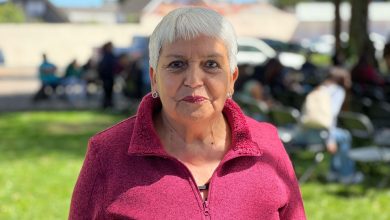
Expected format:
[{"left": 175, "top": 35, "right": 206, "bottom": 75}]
[
  {"left": 0, "top": 111, "right": 124, "bottom": 219},
  {"left": 0, "top": 111, "right": 389, "bottom": 219}
]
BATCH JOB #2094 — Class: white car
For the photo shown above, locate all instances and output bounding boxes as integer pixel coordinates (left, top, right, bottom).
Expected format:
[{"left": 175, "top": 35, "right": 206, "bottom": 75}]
[
  {"left": 237, "top": 37, "right": 306, "bottom": 70},
  {"left": 301, "top": 32, "right": 386, "bottom": 58}
]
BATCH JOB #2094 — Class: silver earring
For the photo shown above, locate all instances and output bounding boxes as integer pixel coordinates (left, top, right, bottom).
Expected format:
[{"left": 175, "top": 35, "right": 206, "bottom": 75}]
[
  {"left": 152, "top": 91, "right": 159, "bottom": 98},
  {"left": 227, "top": 92, "right": 232, "bottom": 99}
]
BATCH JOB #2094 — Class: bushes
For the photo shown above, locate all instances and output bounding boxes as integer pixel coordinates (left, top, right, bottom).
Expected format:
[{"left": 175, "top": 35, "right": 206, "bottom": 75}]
[{"left": 0, "top": 2, "right": 25, "bottom": 23}]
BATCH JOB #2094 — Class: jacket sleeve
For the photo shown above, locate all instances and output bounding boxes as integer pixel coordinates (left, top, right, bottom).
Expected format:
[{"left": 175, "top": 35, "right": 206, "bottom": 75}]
[
  {"left": 278, "top": 144, "right": 307, "bottom": 220},
  {"left": 69, "top": 138, "right": 105, "bottom": 219}
]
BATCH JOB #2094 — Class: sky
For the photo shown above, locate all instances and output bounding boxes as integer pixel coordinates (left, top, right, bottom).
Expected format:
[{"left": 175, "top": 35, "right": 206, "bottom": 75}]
[{"left": 49, "top": 0, "right": 104, "bottom": 8}]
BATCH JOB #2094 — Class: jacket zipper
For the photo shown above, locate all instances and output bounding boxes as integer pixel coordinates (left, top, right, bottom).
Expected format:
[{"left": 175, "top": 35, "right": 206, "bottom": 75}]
[
  {"left": 162, "top": 155, "right": 214, "bottom": 219},
  {"left": 155, "top": 151, "right": 254, "bottom": 219},
  {"left": 203, "top": 200, "right": 210, "bottom": 219},
  {"left": 144, "top": 152, "right": 255, "bottom": 219}
]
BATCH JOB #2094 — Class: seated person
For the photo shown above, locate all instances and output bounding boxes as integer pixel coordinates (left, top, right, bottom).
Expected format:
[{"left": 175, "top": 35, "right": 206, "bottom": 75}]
[
  {"left": 302, "top": 67, "right": 364, "bottom": 184},
  {"left": 62, "top": 59, "right": 87, "bottom": 104},
  {"left": 32, "top": 54, "right": 60, "bottom": 101}
]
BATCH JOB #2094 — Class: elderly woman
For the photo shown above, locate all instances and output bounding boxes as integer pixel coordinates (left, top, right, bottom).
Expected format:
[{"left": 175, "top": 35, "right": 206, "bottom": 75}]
[{"left": 69, "top": 7, "right": 306, "bottom": 219}]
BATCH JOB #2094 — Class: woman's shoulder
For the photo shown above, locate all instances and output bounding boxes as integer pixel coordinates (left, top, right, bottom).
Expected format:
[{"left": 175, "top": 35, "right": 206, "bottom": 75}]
[
  {"left": 245, "top": 116, "right": 288, "bottom": 160},
  {"left": 245, "top": 116, "right": 279, "bottom": 137},
  {"left": 246, "top": 116, "right": 286, "bottom": 145},
  {"left": 89, "top": 115, "right": 137, "bottom": 149}
]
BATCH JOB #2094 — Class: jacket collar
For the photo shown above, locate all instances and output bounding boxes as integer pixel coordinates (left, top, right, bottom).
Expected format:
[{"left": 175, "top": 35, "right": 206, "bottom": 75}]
[{"left": 128, "top": 93, "right": 263, "bottom": 158}]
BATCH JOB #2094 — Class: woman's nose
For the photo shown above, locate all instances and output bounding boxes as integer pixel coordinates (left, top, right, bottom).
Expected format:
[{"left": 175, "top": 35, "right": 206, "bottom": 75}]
[{"left": 184, "top": 65, "right": 204, "bottom": 88}]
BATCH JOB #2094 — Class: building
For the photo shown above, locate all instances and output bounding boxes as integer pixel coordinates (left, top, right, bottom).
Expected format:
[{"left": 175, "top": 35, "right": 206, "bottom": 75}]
[
  {"left": 61, "top": 4, "right": 118, "bottom": 24},
  {"left": 294, "top": 1, "right": 390, "bottom": 41},
  {"left": 139, "top": 0, "right": 298, "bottom": 41},
  {"left": 12, "top": 0, "right": 68, "bottom": 22}
]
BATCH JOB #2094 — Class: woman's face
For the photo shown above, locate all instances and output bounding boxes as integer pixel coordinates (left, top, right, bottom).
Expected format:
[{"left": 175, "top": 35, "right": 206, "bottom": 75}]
[{"left": 150, "top": 35, "right": 238, "bottom": 122}]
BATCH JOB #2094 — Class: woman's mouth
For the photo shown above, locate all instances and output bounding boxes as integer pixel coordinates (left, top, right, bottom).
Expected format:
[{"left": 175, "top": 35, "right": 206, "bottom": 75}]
[{"left": 182, "top": 96, "right": 207, "bottom": 103}]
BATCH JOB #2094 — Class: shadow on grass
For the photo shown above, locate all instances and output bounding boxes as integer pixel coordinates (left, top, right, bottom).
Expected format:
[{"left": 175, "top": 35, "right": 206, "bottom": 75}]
[
  {"left": 323, "top": 183, "right": 368, "bottom": 198},
  {"left": 290, "top": 150, "right": 390, "bottom": 193},
  {"left": 0, "top": 111, "right": 129, "bottom": 161}
]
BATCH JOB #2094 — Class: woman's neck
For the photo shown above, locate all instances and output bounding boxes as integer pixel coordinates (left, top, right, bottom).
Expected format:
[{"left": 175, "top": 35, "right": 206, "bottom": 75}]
[{"left": 155, "top": 111, "right": 231, "bottom": 162}]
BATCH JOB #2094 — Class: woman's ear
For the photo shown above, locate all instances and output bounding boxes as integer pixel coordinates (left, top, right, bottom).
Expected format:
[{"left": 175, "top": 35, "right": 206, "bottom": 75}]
[
  {"left": 230, "top": 67, "right": 239, "bottom": 91},
  {"left": 149, "top": 66, "right": 157, "bottom": 92}
]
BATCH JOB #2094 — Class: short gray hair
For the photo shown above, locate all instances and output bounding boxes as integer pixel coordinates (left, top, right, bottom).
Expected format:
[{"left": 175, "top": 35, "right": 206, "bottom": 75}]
[{"left": 149, "top": 7, "right": 238, "bottom": 74}]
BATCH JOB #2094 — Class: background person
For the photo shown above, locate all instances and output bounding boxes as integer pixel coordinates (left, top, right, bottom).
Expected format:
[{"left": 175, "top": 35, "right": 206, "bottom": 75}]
[
  {"left": 69, "top": 7, "right": 306, "bottom": 219},
  {"left": 321, "top": 67, "right": 363, "bottom": 184},
  {"left": 97, "top": 41, "right": 117, "bottom": 109},
  {"left": 32, "top": 53, "right": 60, "bottom": 102},
  {"left": 384, "top": 41, "right": 390, "bottom": 73},
  {"left": 351, "top": 53, "right": 385, "bottom": 100},
  {"left": 62, "top": 59, "right": 87, "bottom": 104}
]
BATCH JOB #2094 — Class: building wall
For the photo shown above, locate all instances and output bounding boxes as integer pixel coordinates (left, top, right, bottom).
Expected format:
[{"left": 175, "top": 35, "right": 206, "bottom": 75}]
[
  {"left": 0, "top": 24, "right": 152, "bottom": 68},
  {"left": 294, "top": 2, "right": 390, "bottom": 41}
]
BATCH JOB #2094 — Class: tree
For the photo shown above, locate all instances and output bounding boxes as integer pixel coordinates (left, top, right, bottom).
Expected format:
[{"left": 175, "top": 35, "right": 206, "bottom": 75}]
[
  {"left": 334, "top": 0, "right": 342, "bottom": 54},
  {"left": 0, "top": 2, "right": 25, "bottom": 23},
  {"left": 348, "top": 0, "right": 376, "bottom": 66},
  {"left": 273, "top": 0, "right": 344, "bottom": 9}
]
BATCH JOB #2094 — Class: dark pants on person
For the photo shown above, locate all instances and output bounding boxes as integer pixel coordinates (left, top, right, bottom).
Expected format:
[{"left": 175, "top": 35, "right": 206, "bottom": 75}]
[
  {"left": 32, "top": 83, "right": 59, "bottom": 102},
  {"left": 102, "top": 78, "right": 114, "bottom": 108}
]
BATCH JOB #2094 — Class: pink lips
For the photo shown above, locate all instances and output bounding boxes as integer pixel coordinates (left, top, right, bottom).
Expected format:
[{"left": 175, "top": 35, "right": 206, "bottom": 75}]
[{"left": 182, "top": 96, "right": 207, "bottom": 103}]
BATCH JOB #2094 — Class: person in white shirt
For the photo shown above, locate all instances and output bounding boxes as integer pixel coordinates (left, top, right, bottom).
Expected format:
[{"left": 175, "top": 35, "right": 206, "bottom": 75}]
[{"left": 322, "top": 67, "right": 363, "bottom": 184}]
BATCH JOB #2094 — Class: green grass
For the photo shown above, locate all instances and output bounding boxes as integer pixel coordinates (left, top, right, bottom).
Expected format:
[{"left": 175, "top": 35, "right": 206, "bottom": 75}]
[
  {"left": 302, "top": 182, "right": 390, "bottom": 220},
  {"left": 0, "top": 111, "right": 124, "bottom": 219},
  {"left": 310, "top": 53, "right": 331, "bottom": 67},
  {"left": 291, "top": 149, "right": 390, "bottom": 220},
  {"left": 0, "top": 111, "right": 389, "bottom": 219}
]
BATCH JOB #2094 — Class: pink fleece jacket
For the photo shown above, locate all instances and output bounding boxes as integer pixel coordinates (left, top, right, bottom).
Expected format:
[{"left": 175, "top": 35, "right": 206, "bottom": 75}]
[{"left": 69, "top": 94, "right": 306, "bottom": 220}]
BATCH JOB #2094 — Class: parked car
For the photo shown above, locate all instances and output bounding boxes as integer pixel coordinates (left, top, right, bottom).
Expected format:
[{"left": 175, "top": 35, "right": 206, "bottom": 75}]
[
  {"left": 300, "top": 33, "right": 348, "bottom": 55},
  {"left": 300, "top": 32, "right": 385, "bottom": 58},
  {"left": 261, "top": 38, "right": 306, "bottom": 54},
  {"left": 237, "top": 37, "right": 306, "bottom": 69}
]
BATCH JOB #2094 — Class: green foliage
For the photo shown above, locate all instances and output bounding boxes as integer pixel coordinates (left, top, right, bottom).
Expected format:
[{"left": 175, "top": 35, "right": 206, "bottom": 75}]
[
  {"left": 126, "top": 13, "right": 140, "bottom": 23},
  {"left": 274, "top": 0, "right": 310, "bottom": 8},
  {"left": 0, "top": 3, "right": 25, "bottom": 23},
  {"left": 273, "top": 0, "right": 351, "bottom": 8},
  {"left": 0, "top": 111, "right": 389, "bottom": 219}
]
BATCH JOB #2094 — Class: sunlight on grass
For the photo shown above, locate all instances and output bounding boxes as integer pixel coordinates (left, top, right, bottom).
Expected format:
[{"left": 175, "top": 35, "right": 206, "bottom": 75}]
[
  {"left": 311, "top": 53, "right": 331, "bottom": 67},
  {"left": 302, "top": 182, "right": 390, "bottom": 220},
  {"left": 0, "top": 111, "right": 124, "bottom": 219},
  {"left": 0, "top": 111, "right": 389, "bottom": 219}
]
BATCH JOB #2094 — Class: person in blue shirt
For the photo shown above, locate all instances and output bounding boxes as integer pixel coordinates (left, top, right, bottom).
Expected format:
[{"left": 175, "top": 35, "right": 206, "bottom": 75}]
[{"left": 33, "top": 53, "right": 61, "bottom": 101}]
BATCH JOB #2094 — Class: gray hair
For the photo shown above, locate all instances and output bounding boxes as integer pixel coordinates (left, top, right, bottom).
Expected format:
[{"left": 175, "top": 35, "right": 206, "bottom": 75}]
[{"left": 149, "top": 7, "right": 238, "bottom": 74}]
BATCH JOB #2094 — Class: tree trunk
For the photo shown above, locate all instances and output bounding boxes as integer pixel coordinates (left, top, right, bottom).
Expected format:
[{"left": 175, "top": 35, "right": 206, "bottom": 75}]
[
  {"left": 333, "top": 0, "right": 344, "bottom": 65},
  {"left": 334, "top": 0, "right": 342, "bottom": 55},
  {"left": 348, "top": 0, "right": 376, "bottom": 66}
]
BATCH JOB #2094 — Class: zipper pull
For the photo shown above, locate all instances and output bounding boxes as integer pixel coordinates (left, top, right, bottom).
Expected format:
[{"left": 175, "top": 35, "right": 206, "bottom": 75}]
[{"left": 203, "top": 200, "right": 210, "bottom": 216}]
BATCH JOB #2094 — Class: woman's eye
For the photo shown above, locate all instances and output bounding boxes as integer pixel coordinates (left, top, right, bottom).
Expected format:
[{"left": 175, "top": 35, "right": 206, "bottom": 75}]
[
  {"left": 167, "top": 61, "right": 186, "bottom": 69},
  {"left": 205, "top": 60, "right": 219, "bottom": 69}
]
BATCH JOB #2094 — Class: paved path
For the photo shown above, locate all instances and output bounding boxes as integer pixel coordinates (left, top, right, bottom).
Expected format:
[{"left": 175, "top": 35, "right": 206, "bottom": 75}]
[{"left": 0, "top": 67, "right": 137, "bottom": 112}]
